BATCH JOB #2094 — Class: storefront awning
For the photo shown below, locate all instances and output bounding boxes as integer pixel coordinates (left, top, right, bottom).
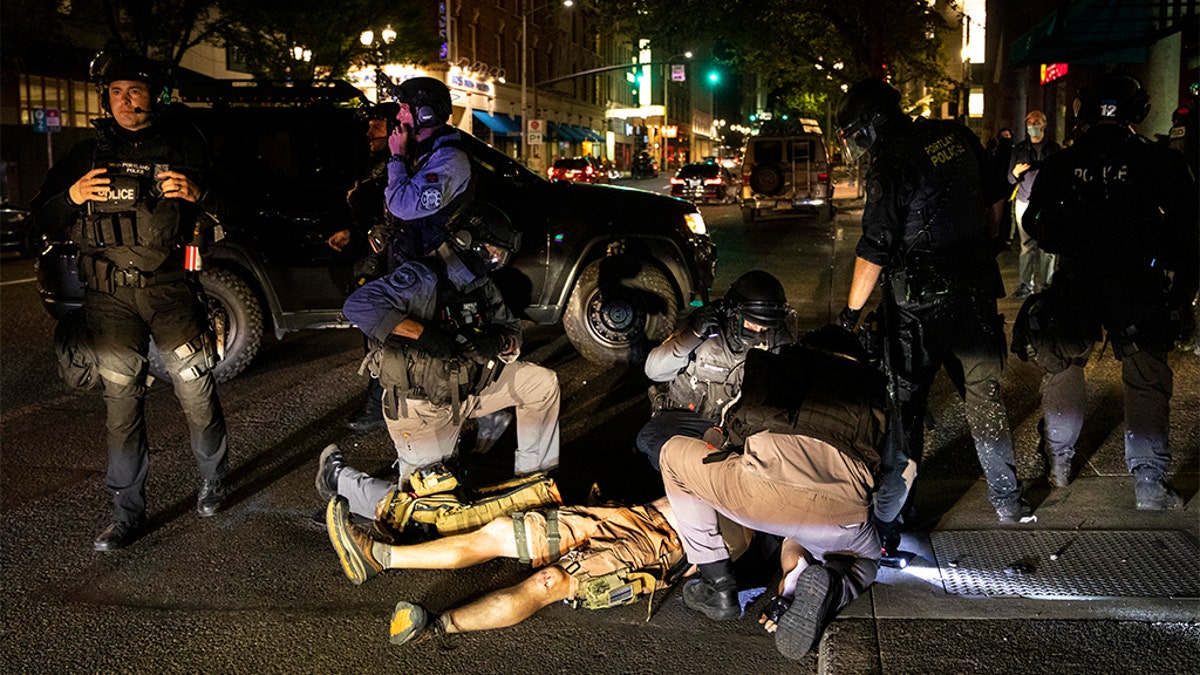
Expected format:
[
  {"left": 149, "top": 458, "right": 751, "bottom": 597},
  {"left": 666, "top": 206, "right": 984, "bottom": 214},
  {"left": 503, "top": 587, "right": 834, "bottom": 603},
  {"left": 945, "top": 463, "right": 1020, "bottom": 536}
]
[
  {"left": 472, "top": 111, "right": 522, "bottom": 136},
  {"left": 1007, "top": 0, "right": 1197, "bottom": 67},
  {"left": 571, "top": 125, "right": 604, "bottom": 143},
  {"left": 549, "top": 122, "right": 584, "bottom": 143}
]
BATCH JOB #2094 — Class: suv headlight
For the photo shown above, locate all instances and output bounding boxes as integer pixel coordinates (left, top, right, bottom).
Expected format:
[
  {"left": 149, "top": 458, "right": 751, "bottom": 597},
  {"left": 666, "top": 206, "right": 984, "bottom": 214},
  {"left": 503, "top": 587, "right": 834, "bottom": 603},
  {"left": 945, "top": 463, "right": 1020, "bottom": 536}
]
[{"left": 684, "top": 212, "right": 707, "bottom": 236}]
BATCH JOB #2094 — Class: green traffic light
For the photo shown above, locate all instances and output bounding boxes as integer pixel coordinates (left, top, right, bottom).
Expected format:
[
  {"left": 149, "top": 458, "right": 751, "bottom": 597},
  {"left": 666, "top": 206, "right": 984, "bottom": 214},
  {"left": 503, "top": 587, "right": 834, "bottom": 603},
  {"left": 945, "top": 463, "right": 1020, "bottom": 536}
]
[{"left": 708, "top": 71, "right": 720, "bottom": 84}]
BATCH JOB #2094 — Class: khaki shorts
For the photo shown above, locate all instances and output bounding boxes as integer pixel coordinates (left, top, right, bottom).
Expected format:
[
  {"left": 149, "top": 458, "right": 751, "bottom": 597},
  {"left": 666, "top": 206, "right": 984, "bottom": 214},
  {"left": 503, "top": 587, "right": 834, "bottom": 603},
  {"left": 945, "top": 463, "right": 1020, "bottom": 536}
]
[{"left": 515, "top": 505, "right": 683, "bottom": 593}]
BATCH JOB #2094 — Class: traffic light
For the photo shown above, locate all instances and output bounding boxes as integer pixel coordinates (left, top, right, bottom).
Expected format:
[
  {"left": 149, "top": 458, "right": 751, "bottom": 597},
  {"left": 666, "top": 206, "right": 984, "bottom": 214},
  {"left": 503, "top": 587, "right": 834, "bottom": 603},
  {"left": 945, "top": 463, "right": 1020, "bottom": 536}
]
[{"left": 708, "top": 70, "right": 720, "bottom": 84}]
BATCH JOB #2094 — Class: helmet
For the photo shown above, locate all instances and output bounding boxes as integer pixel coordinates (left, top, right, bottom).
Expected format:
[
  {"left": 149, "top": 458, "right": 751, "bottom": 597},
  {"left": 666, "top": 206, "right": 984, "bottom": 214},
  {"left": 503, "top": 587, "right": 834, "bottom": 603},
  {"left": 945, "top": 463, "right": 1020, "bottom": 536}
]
[
  {"left": 1074, "top": 74, "right": 1150, "bottom": 125},
  {"left": 393, "top": 77, "right": 452, "bottom": 128},
  {"left": 89, "top": 50, "right": 171, "bottom": 113},
  {"left": 835, "top": 79, "right": 903, "bottom": 162},
  {"left": 448, "top": 202, "right": 521, "bottom": 277},
  {"left": 722, "top": 270, "right": 789, "bottom": 351}
]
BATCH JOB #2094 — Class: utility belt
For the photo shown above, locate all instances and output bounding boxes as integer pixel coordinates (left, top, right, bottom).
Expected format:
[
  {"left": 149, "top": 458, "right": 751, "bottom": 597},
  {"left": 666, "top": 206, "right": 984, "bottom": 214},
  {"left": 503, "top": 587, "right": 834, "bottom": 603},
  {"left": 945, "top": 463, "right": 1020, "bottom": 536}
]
[
  {"left": 361, "top": 342, "right": 502, "bottom": 424},
  {"left": 80, "top": 255, "right": 188, "bottom": 292}
]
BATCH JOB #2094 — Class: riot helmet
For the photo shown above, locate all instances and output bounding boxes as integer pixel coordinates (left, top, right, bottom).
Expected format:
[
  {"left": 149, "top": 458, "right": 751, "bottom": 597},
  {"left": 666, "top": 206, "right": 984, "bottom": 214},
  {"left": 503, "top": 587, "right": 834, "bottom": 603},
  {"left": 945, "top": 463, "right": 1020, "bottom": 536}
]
[
  {"left": 721, "top": 270, "right": 789, "bottom": 352},
  {"left": 835, "top": 78, "right": 903, "bottom": 162},
  {"left": 393, "top": 77, "right": 453, "bottom": 128},
  {"left": 442, "top": 202, "right": 521, "bottom": 289},
  {"left": 89, "top": 50, "right": 172, "bottom": 114},
  {"left": 1073, "top": 74, "right": 1150, "bottom": 125}
]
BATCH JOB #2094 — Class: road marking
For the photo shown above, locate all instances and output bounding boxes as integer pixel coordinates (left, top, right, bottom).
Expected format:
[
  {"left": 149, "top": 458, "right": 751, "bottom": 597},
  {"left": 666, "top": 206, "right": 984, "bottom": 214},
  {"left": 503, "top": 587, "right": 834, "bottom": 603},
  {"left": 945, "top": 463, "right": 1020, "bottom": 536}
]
[{"left": 0, "top": 276, "right": 36, "bottom": 286}]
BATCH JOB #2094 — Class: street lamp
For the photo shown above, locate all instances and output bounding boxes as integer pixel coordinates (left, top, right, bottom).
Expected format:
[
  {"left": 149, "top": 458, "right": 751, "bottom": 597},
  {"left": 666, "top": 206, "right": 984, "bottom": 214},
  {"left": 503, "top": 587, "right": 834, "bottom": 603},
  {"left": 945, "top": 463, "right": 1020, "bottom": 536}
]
[
  {"left": 360, "top": 25, "right": 398, "bottom": 102},
  {"left": 521, "top": 0, "right": 573, "bottom": 164}
]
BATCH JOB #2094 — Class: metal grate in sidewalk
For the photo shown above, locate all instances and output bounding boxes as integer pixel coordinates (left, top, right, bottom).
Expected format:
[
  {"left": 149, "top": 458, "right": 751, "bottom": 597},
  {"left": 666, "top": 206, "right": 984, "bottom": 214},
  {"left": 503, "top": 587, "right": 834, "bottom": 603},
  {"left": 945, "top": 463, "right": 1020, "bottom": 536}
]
[{"left": 930, "top": 530, "right": 1199, "bottom": 599}]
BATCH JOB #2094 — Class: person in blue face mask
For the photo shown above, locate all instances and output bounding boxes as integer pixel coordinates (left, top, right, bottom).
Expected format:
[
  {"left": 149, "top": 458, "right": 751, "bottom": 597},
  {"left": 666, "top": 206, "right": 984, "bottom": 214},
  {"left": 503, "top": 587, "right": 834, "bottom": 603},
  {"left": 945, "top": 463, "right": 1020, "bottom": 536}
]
[{"left": 1008, "top": 110, "right": 1061, "bottom": 298}]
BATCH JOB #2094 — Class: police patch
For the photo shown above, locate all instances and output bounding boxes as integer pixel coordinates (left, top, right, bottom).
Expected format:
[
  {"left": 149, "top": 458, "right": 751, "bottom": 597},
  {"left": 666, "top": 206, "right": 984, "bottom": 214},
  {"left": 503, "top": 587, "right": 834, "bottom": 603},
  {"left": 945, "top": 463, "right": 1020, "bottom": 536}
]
[
  {"left": 866, "top": 178, "right": 883, "bottom": 204},
  {"left": 420, "top": 186, "right": 443, "bottom": 210}
]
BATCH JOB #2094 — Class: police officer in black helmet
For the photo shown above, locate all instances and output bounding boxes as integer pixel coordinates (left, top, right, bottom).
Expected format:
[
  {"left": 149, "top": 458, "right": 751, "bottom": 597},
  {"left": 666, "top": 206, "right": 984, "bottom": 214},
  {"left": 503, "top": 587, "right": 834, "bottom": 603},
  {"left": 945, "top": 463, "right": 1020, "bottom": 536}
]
[
  {"left": 32, "top": 50, "right": 230, "bottom": 551},
  {"left": 639, "top": 270, "right": 796, "bottom": 471},
  {"left": 834, "top": 79, "right": 1029, "bottom": 531},
  {"left": 1022, "top": 74, "right": 1198, "bottom": 509}
]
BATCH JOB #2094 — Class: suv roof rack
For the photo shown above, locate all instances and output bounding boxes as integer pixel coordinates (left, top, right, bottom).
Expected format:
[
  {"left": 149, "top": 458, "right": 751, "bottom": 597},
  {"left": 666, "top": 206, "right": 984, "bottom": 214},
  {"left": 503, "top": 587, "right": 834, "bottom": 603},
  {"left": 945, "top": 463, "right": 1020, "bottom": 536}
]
[
  {"left": 175, "top": 79, "right": 371, "bottom": 107},
  {"left": 758, "top": 118, "right": 824, "bottom": 136}
]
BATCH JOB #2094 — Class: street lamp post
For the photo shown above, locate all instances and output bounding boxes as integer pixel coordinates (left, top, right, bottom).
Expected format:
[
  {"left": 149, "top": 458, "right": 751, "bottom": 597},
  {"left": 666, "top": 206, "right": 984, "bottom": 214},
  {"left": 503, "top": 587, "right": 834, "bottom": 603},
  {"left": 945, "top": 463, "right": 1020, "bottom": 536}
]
[
  {"left": 521, "top": 0, "right": 573, "bottom": 165},
  {"left": 360, "top": 25, "right": 397, "bottom": 102}
]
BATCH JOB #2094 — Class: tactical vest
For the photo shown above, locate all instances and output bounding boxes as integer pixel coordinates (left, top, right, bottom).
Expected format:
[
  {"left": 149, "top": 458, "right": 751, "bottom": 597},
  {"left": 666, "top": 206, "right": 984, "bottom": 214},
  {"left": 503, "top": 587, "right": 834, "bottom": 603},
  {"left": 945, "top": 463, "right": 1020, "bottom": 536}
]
[
  {"left": 665, "top": 335, "right": 746, "bottom": 420},
  {"left": 724, "top": 345, "right": 887, "bottom": 474},
  {"left": 369, "top": 261, "right": 501, "bottom": 419},
  {"left": 73, "top": 120, "right": 196, "bottom": 276}
]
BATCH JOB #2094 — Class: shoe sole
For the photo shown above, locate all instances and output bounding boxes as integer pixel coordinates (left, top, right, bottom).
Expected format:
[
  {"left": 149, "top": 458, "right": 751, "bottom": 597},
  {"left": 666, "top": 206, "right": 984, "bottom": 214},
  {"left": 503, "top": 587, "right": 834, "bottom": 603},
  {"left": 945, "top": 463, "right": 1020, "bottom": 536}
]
[
  {"left": 325, "top": 497, "right": 378, "bottom": 585},
  {"left": 315, "top": 444, "right": 341, "bottom": 502},
  {"left": 389, "top": 601, "right": 428, "bottom": 646},
  {"left": 775, "top": 565, "right": 834, "bottom": 659}
]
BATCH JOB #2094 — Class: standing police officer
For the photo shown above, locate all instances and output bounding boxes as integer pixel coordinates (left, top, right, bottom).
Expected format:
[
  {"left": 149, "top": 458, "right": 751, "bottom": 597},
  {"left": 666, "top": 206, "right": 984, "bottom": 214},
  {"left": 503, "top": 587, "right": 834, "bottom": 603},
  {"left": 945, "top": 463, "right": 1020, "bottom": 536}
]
[
  {"left": 318, "top": 206, "right": 561, "bottom": 520},
  {"left": 834, "top": 78, "right": 1028, "bottom": 527},
  {"left": 32, "top": 51, "right": 229, "bottom": 551},
  {"left": 1023, "top": 74, "right": 1198, "bottom": 509},
  {"left": 638, "top": 270, "right": 795, "bottom": 471}
]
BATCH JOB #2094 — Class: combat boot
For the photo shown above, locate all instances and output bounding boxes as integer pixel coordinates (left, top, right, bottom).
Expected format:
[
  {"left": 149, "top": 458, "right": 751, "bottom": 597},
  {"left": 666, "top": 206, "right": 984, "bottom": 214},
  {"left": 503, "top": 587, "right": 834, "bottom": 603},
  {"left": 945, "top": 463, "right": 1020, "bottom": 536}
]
[
  {"left": 1134, "top": 468, "right": 1183, "bottom": 510},
  {"left": 683, "top": 559, "right": 740, "bottom": 621}
]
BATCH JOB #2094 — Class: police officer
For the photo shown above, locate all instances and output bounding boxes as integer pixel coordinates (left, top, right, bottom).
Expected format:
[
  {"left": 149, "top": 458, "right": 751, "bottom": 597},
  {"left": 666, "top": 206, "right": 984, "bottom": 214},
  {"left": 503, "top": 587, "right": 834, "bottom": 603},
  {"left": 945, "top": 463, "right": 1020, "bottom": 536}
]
[
  {"left": 382, "top": 76, "right": 474, "bottom": 262},
  {"left": 1009, "top": 110, "right": 1061, "bottom": 298},
  {"left": 638, "top": 270, "right": 795, "bottom": 470},
  {"left": 1023, "top": 74, "right": 1198, "bottom": 509},
  {"left": 318, "top": 205, "right": 561, "bottom": 520},
  {"left": 834, "top": 78, "right": 1029, "bottom": 527},
  {"left": 32, "top": 51, "right": 229, "bottom": 551}
]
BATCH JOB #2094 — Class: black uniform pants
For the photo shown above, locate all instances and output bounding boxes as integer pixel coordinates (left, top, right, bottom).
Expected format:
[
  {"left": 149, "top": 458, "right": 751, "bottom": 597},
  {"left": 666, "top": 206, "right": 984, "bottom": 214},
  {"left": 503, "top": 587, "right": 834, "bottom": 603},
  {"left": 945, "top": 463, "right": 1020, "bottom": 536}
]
[{"left": 85, "top": 278, "right": 228, "bottom": 524}]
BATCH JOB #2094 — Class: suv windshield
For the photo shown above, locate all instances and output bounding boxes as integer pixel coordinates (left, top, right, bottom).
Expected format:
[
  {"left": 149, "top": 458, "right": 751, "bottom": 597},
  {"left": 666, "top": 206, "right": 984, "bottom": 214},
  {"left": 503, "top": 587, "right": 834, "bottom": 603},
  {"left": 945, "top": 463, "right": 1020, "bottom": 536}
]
[{"left": 677, "top": 163, "right": 721, "bottom": 178}]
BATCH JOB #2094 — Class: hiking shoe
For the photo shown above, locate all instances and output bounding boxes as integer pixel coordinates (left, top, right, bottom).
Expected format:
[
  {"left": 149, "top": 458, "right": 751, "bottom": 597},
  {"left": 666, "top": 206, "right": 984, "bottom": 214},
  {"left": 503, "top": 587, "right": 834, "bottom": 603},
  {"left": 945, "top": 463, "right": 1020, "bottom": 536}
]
[
  {"left": 1134, "top": 471, "right": 1183, "bottom": 511},
  {"left": 196, "top": 478, "right": 226, "bottom": 518},
  {"left": 775, "top": 565, "right": 838, "bottom": 659},
  {"left": 682, "top": 560, "right": 740, "bottom": 621},
  {"left": 389, "top": 601, "right": 431, "bottom": 646},
  {"left": 315, "top": 444, "right": 346, "bottom": 502},
  {"left": 997, "top": 501, "right": 1037, "bottom": 525},
  {"left": 326, "top": 497, "right": 383, "bottom": 585}
]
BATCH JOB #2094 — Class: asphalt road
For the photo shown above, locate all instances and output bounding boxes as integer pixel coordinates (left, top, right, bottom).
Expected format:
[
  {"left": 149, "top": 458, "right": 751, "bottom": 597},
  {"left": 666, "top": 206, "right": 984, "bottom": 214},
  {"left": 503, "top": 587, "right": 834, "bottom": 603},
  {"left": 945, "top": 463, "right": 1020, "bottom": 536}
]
[{"left": 2, "top": 182, "right": 1195, "bottom": 673}]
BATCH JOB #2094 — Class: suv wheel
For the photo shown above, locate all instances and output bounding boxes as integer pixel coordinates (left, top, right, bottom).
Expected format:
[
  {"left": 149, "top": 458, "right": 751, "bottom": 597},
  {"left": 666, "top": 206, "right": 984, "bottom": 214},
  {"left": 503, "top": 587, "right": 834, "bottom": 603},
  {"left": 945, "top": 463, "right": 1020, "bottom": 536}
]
[
  {"left": 149, "top": 268, "right": 264, "bottom": 384},
  {"left": 563, "top": 257, "right": 678, "bottom": 364},
  {"left": 749, "top": 163, "right": 785, "bottom": 196}
]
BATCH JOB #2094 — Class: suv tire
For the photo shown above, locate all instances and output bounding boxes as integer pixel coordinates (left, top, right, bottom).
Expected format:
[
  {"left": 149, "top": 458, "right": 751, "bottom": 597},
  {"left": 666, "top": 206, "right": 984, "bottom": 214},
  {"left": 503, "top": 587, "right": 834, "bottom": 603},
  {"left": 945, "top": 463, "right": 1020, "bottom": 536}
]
[
  {"left": 563, "top": 257, "right": 678, "bottom": 364},
  {"left": 148, "top": 268, "right": 264, "bottom": 384}
]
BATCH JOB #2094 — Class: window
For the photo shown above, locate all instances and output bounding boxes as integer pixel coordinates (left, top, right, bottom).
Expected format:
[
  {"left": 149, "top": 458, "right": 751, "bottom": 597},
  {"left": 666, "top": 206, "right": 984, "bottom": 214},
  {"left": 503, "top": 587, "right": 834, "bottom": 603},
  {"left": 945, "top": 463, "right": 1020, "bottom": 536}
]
[{"left": 19, "top": 75, "right": 102, "bottom": 128}]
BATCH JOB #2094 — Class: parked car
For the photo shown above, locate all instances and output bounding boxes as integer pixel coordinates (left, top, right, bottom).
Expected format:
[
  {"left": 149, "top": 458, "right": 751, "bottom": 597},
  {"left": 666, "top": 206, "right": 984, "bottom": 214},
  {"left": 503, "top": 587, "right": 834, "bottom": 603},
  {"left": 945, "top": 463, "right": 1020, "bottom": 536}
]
[
  {"left": 740, "top": 118, "right": 834, "bottom": 223},
  {"left": 631, "top": 152, "right": 658, "bottom": 179},
  {"left": 670, "top": 161, "right": 739, "bottom": 204},
  {"left": 37, "top": 80, "right": 717, "bottom": 381},
  {"left": 547, "top": 156, "right": 608, "bottom": 184},
  {"left": 1, "top": 202, "right": 41, "bottom": 258}
]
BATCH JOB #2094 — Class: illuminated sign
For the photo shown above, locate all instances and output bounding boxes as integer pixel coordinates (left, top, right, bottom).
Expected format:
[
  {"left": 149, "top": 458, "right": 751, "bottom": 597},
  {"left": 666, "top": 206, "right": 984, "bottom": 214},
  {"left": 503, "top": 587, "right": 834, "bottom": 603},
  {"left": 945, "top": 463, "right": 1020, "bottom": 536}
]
[{"left": 1040, "top": 63, "right": 1069, "bottom": 85}]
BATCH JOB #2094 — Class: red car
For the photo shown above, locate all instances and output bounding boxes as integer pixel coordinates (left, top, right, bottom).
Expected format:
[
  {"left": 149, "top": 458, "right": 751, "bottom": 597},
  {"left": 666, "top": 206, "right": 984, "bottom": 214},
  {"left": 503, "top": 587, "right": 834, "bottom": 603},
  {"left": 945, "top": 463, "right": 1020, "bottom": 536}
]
[{"left": 547, "top": 157, "right": 608, "bottom": 184}]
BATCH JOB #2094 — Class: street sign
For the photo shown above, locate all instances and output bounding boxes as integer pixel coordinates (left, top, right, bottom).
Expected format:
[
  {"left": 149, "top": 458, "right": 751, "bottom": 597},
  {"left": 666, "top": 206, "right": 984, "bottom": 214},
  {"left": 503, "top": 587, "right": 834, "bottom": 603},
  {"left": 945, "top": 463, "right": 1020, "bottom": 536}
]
[
  {"left": 46, "top": 109, "right": 61, "bottom": 131},
  {"left": 671, "top": 65, "right": 686, "bottom": 82},
  {"left": 32, "top": 108, "right": 47, "bottom": 132},
  {"left": 527, "top": 118, "right": 544, "bottom": 146}
]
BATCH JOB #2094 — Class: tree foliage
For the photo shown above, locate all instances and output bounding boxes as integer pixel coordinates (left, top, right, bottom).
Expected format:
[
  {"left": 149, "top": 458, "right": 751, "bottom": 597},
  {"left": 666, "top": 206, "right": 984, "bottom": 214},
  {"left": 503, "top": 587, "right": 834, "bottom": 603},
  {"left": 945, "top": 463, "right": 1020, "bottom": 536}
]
[{"left": 592, "top": 0, "right": 955, "bottom": 117}]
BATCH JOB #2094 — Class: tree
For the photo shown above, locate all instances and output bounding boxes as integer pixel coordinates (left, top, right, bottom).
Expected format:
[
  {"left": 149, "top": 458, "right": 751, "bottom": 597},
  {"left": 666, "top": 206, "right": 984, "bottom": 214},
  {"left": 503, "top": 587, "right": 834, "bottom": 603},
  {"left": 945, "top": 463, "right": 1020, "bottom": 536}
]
[{"left": 593, "top": 0, "right": 953, "bottom": 116}]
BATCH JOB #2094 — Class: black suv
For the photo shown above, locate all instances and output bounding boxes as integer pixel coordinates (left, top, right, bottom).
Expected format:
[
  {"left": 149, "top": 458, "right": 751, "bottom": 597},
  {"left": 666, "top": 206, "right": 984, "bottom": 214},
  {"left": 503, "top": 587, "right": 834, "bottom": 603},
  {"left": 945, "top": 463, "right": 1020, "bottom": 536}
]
[{"left": 36, "top": 80, "right": 716, "bottom": 381}]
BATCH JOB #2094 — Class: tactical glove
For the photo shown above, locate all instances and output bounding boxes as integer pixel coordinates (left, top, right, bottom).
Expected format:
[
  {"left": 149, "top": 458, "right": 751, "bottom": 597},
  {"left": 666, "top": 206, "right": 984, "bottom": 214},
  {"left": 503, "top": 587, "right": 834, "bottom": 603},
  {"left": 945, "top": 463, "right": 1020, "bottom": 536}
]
[
  {"left": 837, "top": 305, "right": 862, "bottom": 331},
  {"left": 413, "top": 323, "right": 456, "bottom": 358},
  {"left": 456, "top": 326, "right": 509, "bottom": 363},
  {"left": 688, "top": 303, "right": 723, "bottom": 338}
]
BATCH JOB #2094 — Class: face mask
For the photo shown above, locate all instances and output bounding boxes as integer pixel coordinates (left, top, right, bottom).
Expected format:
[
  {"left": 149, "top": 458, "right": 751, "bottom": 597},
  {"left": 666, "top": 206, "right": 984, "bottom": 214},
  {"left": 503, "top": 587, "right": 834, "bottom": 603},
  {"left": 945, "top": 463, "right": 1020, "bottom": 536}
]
[{"left": 1026, "top": 125, "right": 1043, "bottom": 139}]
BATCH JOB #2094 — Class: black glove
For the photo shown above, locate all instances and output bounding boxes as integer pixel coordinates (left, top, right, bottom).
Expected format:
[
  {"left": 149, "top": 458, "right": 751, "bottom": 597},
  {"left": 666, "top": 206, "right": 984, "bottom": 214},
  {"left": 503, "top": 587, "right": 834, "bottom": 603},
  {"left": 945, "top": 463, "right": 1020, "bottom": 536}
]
[
  {"left": 837, "top": 305, "right": 862, "bottom": 331},
  {"left": 456, "top": 326, "right": 508, "bottom": 363},
  {"left": 701, "top": 426, "right": 725, "bottom": 449},
  {"left": 413, "top": 323, "right": 457, "bottom": 358},
  {"left": 688, "top": 304, "right": 722, "bottom": 338}
]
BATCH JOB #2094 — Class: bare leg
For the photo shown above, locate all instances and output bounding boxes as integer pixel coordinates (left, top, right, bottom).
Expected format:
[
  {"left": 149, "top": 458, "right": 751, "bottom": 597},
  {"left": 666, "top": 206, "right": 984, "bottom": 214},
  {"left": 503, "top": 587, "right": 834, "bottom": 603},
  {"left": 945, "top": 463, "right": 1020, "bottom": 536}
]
[
  {"left": 380, "top": 517, "right": 518, "bottom": 570},
  {"left": 442, "top": 565, "right": 573, "bottom": 633},
  {"left": 760, "top": 539, "right": 813, "bottom": 634}
]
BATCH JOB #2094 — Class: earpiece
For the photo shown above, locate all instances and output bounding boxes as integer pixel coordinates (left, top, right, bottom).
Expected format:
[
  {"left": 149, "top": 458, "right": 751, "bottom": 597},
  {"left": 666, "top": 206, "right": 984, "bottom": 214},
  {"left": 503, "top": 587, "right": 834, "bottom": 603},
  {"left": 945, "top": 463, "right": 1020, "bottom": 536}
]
[{"left": 451, "top": 230, "right": 472, "bottom": 248}]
